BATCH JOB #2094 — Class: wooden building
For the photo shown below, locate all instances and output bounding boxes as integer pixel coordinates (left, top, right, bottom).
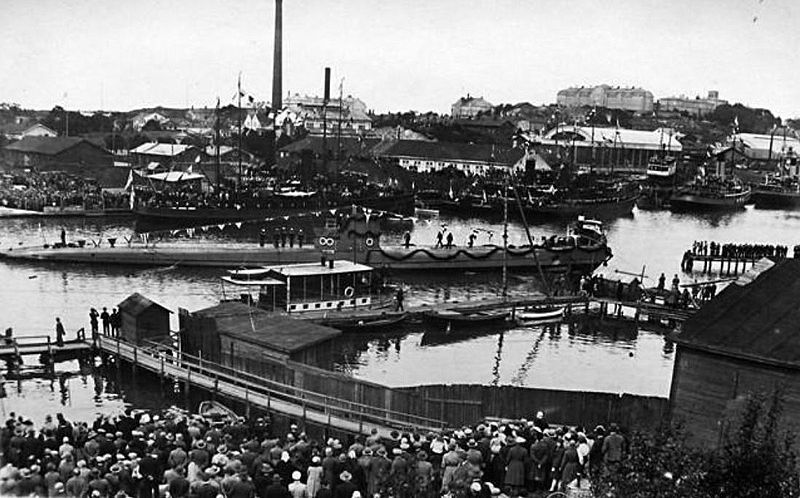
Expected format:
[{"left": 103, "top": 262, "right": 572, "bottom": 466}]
[
  {"left": 180, "top": 301, "right": 342, "bottom": 367},
  {"left": 3, "top": 136, "right": 112, "bottom": 168},
  {"left": 669, "top": 258, "right": 800, "bottom": 447},
  {"left": 118, "top": 293, "right": 172, "bottom": 345}
]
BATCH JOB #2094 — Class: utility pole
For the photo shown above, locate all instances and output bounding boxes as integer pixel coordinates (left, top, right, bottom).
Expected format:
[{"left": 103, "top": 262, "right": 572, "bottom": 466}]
[
  {"left": 322, "top": 67, "right": 330, "bottom": 171},
  {"left": 237, "top": 73, "right": 243, "bottom": 184}
]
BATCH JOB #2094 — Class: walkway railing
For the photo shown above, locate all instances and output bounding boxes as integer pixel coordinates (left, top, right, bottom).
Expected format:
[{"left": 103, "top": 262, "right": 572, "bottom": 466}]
[{"left": 97, "top": 335, "right": 448, "bottom": 433}]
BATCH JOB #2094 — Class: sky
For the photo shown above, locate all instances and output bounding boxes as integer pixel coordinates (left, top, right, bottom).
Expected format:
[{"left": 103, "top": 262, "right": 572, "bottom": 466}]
[{"left": 1, "top": 0, "right": 799, "bottom": 118}]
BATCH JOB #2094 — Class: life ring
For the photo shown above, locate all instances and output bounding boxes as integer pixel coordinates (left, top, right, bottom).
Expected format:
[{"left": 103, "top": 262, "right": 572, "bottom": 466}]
[
  {"left": 318, "top": 236, "right": 328, "bottom": 246},
  {"left": 326, "top": 237, "right": 335, "bottom": 246},
  {"left": 344, "top": 286, "right": 355, "bottom": 298},
  {"left": 365, "top": 237, "right": 375, "bottom": 247}
]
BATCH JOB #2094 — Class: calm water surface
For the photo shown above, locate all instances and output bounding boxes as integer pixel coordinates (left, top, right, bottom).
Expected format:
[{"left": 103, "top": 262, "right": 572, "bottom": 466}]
[{"left": 0, "top": 206, "right": 796, "bottom": 418}]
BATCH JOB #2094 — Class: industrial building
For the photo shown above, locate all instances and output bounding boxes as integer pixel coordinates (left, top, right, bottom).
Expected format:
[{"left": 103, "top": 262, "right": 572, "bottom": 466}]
[{"left": 658, "top": 90, "right": 728, "bottom": 116}]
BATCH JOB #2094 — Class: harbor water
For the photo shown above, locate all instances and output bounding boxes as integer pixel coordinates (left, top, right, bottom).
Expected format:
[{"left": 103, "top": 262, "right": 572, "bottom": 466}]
[{"left": 1, "top": 206, "right": 798, "bottom": 419}]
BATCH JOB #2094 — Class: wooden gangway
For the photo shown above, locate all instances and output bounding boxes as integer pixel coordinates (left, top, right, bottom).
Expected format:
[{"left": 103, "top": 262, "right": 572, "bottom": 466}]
[
  {"left": 0, "top": 333, "right": 92, "bottom": 361},
  {"left": 95, "top": 335, "right": 448, "bottom": 436}
]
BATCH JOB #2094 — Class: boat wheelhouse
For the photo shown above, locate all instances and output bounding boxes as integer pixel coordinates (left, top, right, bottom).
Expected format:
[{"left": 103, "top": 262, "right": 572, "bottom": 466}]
[
  {"left": 646, "top": 156, "right": 677, "bottom": 180},
  {"left": 222, "top": 259, "right": 375, "bottom": 314}
]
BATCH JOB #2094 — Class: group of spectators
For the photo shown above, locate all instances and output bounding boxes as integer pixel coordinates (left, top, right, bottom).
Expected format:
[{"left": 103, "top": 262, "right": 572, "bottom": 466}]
[
  {"left": 690, "top": 240, "right": 789, "bottom": 260},
  {"left": 0, "top": 171, "right": 127, "bottom": 212},
  {"left": 137, "top": 173, "right": 406, "bottom": 213},
  {"left": 0, "top": 408, "right": 629, "bottom": 498}
]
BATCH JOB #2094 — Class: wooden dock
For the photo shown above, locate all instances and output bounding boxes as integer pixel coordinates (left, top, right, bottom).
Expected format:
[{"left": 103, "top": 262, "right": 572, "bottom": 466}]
[
  {"left": 95, "top": 335, "right": 448, "bottom": 436},
  {"left": 0, "top": 334, "right": 92, "bottom": 364},
  {"left": 686, "top": 254, "right": 762, "bottom": 275}
]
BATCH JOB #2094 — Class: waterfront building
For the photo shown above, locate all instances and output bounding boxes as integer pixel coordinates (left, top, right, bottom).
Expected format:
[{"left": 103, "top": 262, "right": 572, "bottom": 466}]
[
  {"left": 283, "top": 93, "right": 372, "bottom": 136},
  {"left": 669, "top": 258, "right": 800, "bottom": 447},
  {"left": 451, "top": 95, "right": 493, "bottom": 119},
  {"left": 557, "top": 84, "right": 654, "bottom": 114},
  {"left": 118, "top": 292, "right": 171, "bottom": 345},
  {"left": 131, "top": 111, "right": 171, "bottom": 131},
  {"left": 539, "top": 125, "right": 682, "bottom": 169},
  {"left": 2, "top": 136, "right": 112, "bottom": 168},
  {"left": 658, "top": 90, "right": 728, "bottom": 116},
  {"left": 383, "top": 140, "right": 526, "bottom": 175},
  {"left": 730, "top": 131, "right": 800, "bottom": 164}
]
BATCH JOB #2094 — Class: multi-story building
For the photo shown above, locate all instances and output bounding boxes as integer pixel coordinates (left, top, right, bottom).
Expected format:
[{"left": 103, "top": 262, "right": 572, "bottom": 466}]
[
  {"left": 557, "top": 85, "right": 654, "bottom": 113},
  {"left": 283, "top": 94, "right": 372, "bottom": 136},
  {"left": 658, "top": 91, "right": 728, "bottom": 116},
  {"left": 451, "top": 95, "right": 493, "bottom": 119}
]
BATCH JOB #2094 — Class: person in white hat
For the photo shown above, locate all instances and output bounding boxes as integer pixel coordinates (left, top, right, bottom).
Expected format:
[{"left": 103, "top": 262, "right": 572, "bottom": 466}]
[{"left": 288, "top": 470, "right": 307, "bottom": 498}]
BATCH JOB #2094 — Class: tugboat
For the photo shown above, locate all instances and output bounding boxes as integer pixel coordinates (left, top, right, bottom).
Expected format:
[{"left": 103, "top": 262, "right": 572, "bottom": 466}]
[
  {"left": 670, "top": 147, "right": 751, "bottom": 211},
  {"left": 637, "top": 155, "right": 678, "bottom": 210},
  {"left": 752, "top": 151, "right": 800, "bottom": 209}
]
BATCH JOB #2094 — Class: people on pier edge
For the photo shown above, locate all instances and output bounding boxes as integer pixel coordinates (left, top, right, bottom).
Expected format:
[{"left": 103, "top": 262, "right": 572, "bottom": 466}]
[
  {"left": 0, "top": 408, "right": 629, "bottom": 497},
  {"left": 689, "top": 241, "right": 789, "bottom": 260}
]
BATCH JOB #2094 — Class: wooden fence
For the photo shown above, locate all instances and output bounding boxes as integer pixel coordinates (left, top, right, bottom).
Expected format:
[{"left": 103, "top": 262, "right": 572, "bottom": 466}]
[{"left": 398, "top": 384, "right": 669, "bottom": 430}]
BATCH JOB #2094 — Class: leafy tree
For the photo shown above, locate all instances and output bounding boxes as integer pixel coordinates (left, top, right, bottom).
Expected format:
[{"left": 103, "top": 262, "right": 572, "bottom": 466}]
[{"left": 142, "top": 119, "right": 163, "bottom": 132}]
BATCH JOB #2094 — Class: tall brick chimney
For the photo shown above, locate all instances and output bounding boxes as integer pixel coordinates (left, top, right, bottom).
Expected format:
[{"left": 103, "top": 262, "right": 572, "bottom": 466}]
[{"left": 272, "top": 0, "right": 283, "bottom": 111}]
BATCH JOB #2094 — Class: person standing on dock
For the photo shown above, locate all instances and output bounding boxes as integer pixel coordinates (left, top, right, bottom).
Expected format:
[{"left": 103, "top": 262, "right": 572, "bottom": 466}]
[
  {"left": 403, "top": 231, "right": 411, "bottom": 249},
  {"left": 297, "top": 229, "right": 305, "bottom": 248},
  {"left": 395, "top": 285, "right": 405, "bottom": 311},
  {"left": 280, "top": 227, "right": 287, "bottom": 248},
  {"left": 259, "top": 228, "right": 267, "bottom": 248},
  {"left": 445, "top": 232, "right": 454, "bottom": 249},
  {"left": 467, "top": 231, "right": 476, "bottom": 248},
  {"left": 100, "top": 308, "right": 110, "bottom": 335},
  {"left": 273, "top": 227, "right": 281, "bottom": 249},
  {"left": 435, "top": 230, "right": 443, "bottom": 248},
  {"left": 110, "top": 308, "right": 121, "bottom": 337},
  {"left": 288, "top": 227, "right": 295, "bottom": 248},
  {"left": 60, "top": 228, "right": 66, "bottom": 247},
  {"left": 657, "top": 273, "right": 665, "bottom": 291},
  {"left": 89, "top": 308, "right": 99, "bottom": 336},
  {"left": 55, "top": 318, "right": 65, "bottom": 347},
  {"left": 671, "top": 274, "right": 680, "bottom": 293}
]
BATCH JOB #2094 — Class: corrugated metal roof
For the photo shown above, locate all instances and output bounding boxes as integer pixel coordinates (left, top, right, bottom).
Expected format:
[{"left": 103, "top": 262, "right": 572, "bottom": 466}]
[
  {"left": 118, "top": 292, "right": 172, "bottom": 317},
  {"left": 673, "top": 258, "right": 800, "bottom": 369},
  {"left": 193, "top": 301, "right": 340, "bottom": 354}
]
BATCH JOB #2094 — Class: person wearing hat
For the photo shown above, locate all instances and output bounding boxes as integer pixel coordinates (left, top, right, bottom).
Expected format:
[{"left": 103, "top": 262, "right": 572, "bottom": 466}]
[
  {"left": 504, "top": 436, "right": 527, "bottom": 496},
  {"left": 287, "top": 470, "right": 307, "bottom": 498},
  {"left": 263, "top": 473, "right": 290, "bottom": 498},
  {"left": 367, "top": 447, "right": 390, "bottom": 497},
  {"left": 65, "top": 466, "right": 89, "bottom": 498},
  {"left": 529, "top": 428, "right": 553, "bottom": 492},
  {"left": 335, "top": 470, "right": 357, "bottom": 498},
  {"left": 412, "top": 450, "right": 433, "bottom": 497},
  {"left": 601, "top": 423, "right": 625, "bottom": 474}
]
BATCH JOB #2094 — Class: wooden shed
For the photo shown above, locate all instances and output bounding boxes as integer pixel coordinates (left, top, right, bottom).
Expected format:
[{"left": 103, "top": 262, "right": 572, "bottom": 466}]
[
  {"left": 117, "top": 293, "right": 172, "bottom": 345},
  {"left": 180, "top": 301, "right": 341, "bottom": 369},
  {"left": 669, "top": 258, "right": 800, "bottom": 447}
]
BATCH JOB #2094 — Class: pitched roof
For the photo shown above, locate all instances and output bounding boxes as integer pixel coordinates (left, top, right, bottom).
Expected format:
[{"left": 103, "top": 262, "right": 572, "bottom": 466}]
[
  {"left": 382, "top": 140, "right": 525, "bottom": 165},
  {"left": 193, "top": 301, "right": 340, "bottom": 354},
  {"left": 4, "top": 136, "right": 103, "bottom": 156},
  {"left": 279, "top": 136, "right": 381, "bottom": 156},
  {"left": 118, "top": 292, "right": 172, "bottom": 317},
  {"left": 672, "top": 258, "right": 800, "bottom": 369}
]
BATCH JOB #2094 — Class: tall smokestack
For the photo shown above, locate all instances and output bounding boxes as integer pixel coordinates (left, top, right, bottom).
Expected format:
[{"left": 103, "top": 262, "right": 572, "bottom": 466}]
[{"left": 271, "top": 0, "right": 283, "bottom": 111}]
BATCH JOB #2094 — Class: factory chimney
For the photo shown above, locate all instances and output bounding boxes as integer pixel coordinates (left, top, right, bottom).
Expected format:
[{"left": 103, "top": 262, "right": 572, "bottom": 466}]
[{"left": 271, "top": 0, "right": 283, "bottom": 111}]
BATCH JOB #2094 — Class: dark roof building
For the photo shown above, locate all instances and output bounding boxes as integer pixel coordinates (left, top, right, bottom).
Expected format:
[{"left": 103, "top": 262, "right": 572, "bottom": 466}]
[
  {"left": 669, "top": 258, "right": 800, "bottom": 446},
  {"left": 117, "top": 293, "right": 172, "bottom": 345},
  {"left": 180, "top": 301, "right": 341, "bottom": 368},
  {"left": 3, "top": 136, "right": 112, "bottom": 169}
]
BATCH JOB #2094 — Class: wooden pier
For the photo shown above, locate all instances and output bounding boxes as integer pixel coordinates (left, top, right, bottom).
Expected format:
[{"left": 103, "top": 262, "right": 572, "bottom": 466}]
[
  {"left": 0, "top": 334, "right": 92, "bottom": 365},
  {"left": 687, "top": 254, "right": 762, "bottom": 276},
  {"left": 95, "top": 335, "right": 448, "bottom": 436}
]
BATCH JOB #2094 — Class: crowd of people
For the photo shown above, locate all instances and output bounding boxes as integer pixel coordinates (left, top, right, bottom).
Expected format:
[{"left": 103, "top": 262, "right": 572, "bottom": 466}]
[
  {"left": 690, "top": 240, "right": 789, "bottom": 260},
  {"left": 0, "top": 408, "right": 629, "bottom": 498},
  {"left": 0, "top": 171, "right": 127, "bottom": 212}
]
